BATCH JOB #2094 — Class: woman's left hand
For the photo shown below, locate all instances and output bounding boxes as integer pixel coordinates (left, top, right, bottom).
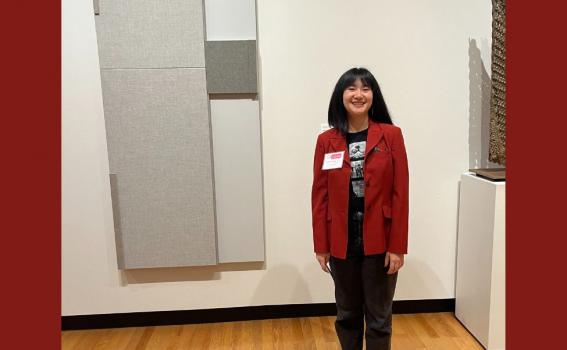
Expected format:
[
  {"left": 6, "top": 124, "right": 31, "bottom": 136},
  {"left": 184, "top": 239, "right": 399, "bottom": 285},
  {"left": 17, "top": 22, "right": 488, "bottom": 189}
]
[{"left": 385, "top": 252, "right": 404, "bottom": 274}]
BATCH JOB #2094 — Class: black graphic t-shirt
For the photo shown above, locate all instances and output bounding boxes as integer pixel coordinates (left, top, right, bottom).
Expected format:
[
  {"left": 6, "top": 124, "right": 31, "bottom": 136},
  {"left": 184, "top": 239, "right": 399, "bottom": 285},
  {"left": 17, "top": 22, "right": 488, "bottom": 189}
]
[{"left": 346, "top": 128, "right": 368, "bottom": 258}]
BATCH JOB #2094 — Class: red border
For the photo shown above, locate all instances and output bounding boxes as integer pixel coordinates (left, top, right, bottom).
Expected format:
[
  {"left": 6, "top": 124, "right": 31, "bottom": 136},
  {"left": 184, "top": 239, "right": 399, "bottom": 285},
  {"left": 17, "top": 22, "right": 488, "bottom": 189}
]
[
  {"left": 507, "top": 1, "right": 565, "bottom": 349},
  {"left": 2, "top": 1, "right": 61, "bottom": 349},
  {"left": 1, "top": 0, "right": 560, "bottom": 348}
]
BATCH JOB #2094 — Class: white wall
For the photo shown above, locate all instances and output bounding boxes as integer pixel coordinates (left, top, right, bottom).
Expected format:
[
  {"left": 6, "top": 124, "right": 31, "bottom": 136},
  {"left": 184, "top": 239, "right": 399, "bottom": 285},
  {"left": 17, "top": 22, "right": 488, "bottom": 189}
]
[{"left": 62, "top": 0, "right": 493, "bottom": 315}]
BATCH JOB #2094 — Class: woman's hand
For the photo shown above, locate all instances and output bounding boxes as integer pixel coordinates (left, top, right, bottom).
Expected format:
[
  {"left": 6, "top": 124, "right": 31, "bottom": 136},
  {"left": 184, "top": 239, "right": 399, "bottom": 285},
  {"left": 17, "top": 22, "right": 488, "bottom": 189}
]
[
  {"left": 316, "top": 253, "right": 331, "bottom": 273},
  {"left": 385, "top": 252, "right": 404, "bottom": 274}
]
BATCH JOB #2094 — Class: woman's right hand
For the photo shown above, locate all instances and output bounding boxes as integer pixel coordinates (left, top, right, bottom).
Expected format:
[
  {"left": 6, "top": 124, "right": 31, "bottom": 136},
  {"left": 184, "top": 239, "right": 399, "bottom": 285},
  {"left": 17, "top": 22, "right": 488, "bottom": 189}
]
[{"left": 316, "top": 253, "right": 331, "bottom": 273}]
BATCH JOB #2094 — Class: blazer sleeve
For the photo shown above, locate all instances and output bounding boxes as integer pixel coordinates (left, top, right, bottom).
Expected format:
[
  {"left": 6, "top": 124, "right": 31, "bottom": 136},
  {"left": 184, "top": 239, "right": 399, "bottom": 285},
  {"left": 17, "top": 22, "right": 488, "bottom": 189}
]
[
  {"left": 388, "top": 126, "right": 409, "bottom": 254},
  {"left": 311, "top": 134, "right": 330, "bottom": 253}
]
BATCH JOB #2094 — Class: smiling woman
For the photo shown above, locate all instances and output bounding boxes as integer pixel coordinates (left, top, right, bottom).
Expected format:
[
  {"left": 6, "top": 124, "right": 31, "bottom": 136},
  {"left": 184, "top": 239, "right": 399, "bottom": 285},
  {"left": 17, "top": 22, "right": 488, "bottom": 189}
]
[
  {"left": 343, "top": 80, "right": 373, "bottom": 121},
  {"left": 312, "top": 67, "right": 409, "bottom": 350}
]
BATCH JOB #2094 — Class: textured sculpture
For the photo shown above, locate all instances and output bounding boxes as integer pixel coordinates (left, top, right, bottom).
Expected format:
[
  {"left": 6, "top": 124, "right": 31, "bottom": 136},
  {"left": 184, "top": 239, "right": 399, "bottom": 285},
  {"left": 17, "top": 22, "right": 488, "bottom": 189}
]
[{"left": 489, "top": 0, "right": 506, "bottom": 165}]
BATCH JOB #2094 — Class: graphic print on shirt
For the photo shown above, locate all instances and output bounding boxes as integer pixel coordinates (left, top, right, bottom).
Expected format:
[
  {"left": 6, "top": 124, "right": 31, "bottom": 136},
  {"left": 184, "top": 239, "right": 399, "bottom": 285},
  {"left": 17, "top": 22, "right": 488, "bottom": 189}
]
[{"left": 348, "top": 141, "right": 366, "bottom": 198}]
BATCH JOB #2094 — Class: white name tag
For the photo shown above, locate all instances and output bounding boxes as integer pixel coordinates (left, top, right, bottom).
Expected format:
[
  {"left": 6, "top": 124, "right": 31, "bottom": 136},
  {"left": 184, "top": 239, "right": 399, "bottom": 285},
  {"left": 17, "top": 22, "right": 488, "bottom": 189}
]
[{"left": 322, "top": 151, "right": 344, "bottom": 170}]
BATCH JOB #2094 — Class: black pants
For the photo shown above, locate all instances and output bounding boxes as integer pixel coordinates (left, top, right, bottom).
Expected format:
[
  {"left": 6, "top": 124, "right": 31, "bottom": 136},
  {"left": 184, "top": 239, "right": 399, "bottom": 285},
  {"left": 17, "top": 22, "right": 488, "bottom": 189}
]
[{"left": 329, "top": 254, "right": 398, "bottom": 350}]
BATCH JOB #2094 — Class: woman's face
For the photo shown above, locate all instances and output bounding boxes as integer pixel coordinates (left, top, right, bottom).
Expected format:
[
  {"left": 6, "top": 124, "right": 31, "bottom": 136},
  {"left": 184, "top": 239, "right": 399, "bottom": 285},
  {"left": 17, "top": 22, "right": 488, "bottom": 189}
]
[{"left": 342, "top": 79, "right": 373, "bottom": 118}]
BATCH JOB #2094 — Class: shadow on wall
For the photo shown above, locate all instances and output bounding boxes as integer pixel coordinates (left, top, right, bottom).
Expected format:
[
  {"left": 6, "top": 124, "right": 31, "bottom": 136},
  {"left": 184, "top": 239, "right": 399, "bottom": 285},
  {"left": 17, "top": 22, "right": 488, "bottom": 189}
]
[
  {"left": 468, "top": 38, "right": 492, "bottom": 169},
  {"left": 396, "top": 184, "right": 461, "bottom": 299},
  {"left": 250, "top": 264, "right": 313, "bottom": 305},
  {"left": 118, "top": 261, "right": 265, "bottom": 285},
  {"left": 396, "top": 255, "right": 450, "bottom": 299},
  {"left": 119, "top": 261, "right": 315, "bottom": 306}
]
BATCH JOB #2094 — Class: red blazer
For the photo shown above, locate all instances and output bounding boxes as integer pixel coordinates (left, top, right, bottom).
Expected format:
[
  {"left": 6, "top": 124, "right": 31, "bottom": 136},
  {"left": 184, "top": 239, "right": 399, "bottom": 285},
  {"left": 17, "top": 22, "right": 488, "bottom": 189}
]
[{"left": 311, "top": 119, "right": 409, "bottom": 259}]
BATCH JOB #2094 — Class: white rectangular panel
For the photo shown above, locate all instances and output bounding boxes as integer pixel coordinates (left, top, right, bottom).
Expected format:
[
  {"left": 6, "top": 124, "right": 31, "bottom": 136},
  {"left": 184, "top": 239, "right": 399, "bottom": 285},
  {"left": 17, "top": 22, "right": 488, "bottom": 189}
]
[
  {"left": 204, "top": 0, "right": 257, "bottom": 41},
  {"left": 210, "top": 99, "right": 265, "bottom": 262}
]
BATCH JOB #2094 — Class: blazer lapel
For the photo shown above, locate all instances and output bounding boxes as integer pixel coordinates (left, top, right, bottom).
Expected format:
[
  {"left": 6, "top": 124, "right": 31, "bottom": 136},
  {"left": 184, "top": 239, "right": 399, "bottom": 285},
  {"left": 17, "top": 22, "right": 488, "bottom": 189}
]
[
  {"left": 365, "top": 121, "right": 385, "bottom": 158},
  {"left": 329, "top": 133, "right": 350, "bottom": 167},
  {"left": 327, "top": 121, "right": 384, "bottom": 166}
]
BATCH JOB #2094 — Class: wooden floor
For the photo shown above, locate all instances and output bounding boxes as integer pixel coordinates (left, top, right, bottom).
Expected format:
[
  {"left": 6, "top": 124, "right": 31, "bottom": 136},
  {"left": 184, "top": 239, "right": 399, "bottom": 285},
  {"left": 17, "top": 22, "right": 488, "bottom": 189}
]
[{"left": 61, "top": 312, "right": 483, "bottom": 350}]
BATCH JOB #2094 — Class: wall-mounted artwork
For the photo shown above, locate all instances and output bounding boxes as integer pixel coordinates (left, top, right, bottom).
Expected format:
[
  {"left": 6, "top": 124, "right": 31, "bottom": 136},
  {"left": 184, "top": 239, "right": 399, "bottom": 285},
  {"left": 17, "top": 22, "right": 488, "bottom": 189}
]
[{"left": 94, "top": 0, "right": 264, "bottom": 269}]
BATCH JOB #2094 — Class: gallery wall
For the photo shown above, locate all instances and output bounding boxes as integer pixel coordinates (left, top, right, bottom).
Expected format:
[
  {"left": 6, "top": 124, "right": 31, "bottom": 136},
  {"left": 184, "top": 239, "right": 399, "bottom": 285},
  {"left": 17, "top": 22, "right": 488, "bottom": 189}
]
[{"left": 62, "top": 0, "right": 492, "bottom": 315}]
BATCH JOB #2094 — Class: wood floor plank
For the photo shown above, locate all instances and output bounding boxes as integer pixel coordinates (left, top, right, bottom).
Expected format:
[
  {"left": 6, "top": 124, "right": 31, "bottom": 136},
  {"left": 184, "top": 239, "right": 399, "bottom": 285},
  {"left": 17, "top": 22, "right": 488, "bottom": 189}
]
[
  {"left": 207, "top": 321, "right": 229, "bottom": 350},
  {"left": 298, "top": 317, "right": 316, "bottom": 350},
  {"left": 176, "top": 324, "right": 198, "bottom": 349},
  {"left": 96, "top": 328, "right": 138, "bottom": 350},
  {"left": 187, "top": 323, "right": 212, "bottom": 349},
  {"left": 132, "top": 327, "right": 154, "bottom": 350},
  {"left": 272, "top": 318, "right": 286, "bottom": 350},
  {"left": 260, "top": 319, "right": 276, "bottom": 350},
  {"left": 144, "top": 325, "right": 182, "bottom": 350},
  {"left": 236, "top": 320, "right": 255, "bottom": 350},
  {"left": 70, "top": 329, "right": 111, "bottom": 350},
  {"left": 61, "top": 330, "right": 84, "bottom": 350},
  {"left": 322, "top": 316, "right": 338, "bottom": 343},
  {"left": 249, "top": 320, "right": 264, "bottom": 350},
  {"left": 413, "top": 313, "right": 441, "bottom": 338},
  {"left": 62, "top": 313, "right": 484, "bottom": 350},
  {"left": 392, "top": 315, "right": 427, "bottom": 349}
]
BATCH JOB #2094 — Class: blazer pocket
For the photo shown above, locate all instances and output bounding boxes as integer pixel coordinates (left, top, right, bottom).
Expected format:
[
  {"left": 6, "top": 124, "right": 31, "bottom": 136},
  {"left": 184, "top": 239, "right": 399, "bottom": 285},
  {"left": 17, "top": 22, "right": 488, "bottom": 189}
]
[{"left": 382, "top": 205, "right": 392, "bottom": 219}]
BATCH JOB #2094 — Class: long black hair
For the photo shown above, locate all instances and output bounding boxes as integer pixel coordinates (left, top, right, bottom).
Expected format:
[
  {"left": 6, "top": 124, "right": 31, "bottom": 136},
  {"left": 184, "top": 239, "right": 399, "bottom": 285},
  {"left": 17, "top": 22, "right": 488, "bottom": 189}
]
[{"left": 328, "top": 67, "right": 392, "bottom": 135}]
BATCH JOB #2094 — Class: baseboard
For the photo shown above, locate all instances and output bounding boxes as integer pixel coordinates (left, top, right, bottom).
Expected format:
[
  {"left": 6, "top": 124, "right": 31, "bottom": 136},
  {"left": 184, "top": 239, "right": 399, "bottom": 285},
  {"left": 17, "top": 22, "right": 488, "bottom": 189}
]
[
  {"left": 393, "top": 298, "right": 455, "bottom": 314},
  {"left": 62, "top": 298, "right": 455, "bottom": 330}
]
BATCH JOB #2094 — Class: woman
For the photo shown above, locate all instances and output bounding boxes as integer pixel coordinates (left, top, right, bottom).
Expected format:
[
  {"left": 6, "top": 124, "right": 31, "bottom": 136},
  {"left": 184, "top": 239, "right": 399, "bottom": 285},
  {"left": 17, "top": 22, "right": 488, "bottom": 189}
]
[{"left": 311, "top": 67, "right": 409, "bottom": 350}]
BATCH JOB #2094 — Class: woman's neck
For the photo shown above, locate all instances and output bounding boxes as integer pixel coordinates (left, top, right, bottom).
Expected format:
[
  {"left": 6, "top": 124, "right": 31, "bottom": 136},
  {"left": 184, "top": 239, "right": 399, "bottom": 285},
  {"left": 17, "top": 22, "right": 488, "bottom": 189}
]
[{"left": 347, "top": 114, "right": 369, "bottom": 132}]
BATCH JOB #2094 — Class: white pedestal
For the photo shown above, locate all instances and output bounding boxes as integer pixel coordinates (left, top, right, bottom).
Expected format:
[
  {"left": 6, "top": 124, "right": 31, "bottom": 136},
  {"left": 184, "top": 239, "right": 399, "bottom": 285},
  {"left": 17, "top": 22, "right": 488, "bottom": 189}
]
[{"left": 455, "top": 173, "right": 505, "bottom": 350}]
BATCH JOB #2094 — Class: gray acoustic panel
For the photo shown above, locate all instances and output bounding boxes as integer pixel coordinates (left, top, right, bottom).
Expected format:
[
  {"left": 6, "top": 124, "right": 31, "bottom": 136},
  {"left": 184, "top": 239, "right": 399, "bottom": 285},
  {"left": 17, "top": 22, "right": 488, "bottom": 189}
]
[
  {"left": 205, "top": 40, "right": 257, "bottom": 94},
  {"left": 210, "top": 100, "right": 264, "bottom": 263},
  {"left": 95, "top": 0, "right": 206, "bottom": 68},
  {"left": 109, "top": 174, "right": 124, "bottom": 268},
  {"left": 101, "top": 68, "right": 217, "bottom": 268}
]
